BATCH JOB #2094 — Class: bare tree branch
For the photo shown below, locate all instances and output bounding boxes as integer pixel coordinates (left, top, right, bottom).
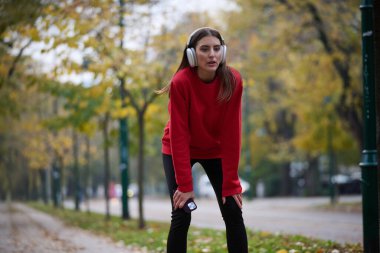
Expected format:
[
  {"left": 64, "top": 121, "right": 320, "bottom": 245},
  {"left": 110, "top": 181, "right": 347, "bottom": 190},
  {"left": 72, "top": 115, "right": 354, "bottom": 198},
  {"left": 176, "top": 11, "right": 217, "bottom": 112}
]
[
  {"left": 276, "top": 0, "right": 294, "bottom": 9},
  {"left": 8, "top": 38, "right": 32, "bottom": 78},
  {"left": 124, "top": 87, "right": 140, "bottom": 112}
]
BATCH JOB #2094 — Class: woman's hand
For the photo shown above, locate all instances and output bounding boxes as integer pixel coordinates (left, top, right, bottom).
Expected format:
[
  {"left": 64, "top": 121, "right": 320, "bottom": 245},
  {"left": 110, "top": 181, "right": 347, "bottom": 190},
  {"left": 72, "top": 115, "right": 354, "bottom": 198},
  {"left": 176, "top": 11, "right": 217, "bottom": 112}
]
[
  {"left": 223, "top": 194, "right": 243, "bottom": 209},
  {"left": 173, "top": 190, "right": 195, "bottom": 210}
]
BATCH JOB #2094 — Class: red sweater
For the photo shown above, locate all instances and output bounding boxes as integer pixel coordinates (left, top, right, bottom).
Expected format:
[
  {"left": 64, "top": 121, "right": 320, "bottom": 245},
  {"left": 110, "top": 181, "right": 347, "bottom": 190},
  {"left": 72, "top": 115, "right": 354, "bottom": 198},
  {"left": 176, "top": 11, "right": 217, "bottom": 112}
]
[{"left": 162, "top": 67, "right": 243, "bottom": 197}]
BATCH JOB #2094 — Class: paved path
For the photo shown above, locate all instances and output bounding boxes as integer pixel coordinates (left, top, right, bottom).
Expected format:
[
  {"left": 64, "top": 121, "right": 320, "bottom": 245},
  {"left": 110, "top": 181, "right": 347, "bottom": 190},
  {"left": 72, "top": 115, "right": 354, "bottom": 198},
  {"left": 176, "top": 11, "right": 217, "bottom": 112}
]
[
  {"left": 66, "top": 196, "right": 362, "bottom": 245},
  {"left": 0, "top": 202, "right": 141, "bottom": 253}
]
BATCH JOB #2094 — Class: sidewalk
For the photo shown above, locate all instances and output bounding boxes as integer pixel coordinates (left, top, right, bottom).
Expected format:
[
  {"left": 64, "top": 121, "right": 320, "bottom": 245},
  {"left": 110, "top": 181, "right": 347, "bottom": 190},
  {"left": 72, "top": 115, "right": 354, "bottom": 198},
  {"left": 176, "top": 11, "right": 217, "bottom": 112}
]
[{"left": 0, "top": 202, "right": 141, "bottom": 253}]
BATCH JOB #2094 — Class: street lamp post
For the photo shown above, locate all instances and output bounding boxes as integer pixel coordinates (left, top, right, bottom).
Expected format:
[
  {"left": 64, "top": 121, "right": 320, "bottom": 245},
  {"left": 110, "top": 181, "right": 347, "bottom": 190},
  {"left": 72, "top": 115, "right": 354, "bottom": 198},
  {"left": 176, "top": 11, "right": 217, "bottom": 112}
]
[
  {"left": 118, "top": 0, "right": 130, "bottom": 220},
  {"left": 359, "top": 0, "right": 379, "bottom": 251},
  {"left": 119, "top": 90, "right": 130, "bottom": 219}
]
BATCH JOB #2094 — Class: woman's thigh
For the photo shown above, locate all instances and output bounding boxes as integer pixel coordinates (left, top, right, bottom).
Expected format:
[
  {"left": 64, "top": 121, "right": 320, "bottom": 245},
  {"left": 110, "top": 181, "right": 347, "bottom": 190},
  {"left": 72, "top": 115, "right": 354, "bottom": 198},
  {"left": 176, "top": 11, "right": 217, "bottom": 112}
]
[
  {"left": 162, "top": 154, "right": 178, "bottom": 206},
  {"left": 198, "top": 159, "right": 224, "bottom": 206}
]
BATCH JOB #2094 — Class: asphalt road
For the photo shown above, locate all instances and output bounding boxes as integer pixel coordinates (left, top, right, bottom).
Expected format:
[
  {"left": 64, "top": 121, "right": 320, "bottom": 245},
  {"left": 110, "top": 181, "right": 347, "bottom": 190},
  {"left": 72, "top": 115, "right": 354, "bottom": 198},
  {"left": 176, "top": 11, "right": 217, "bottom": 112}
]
[{"left": 65, "top": 195, "right": 362, "bottom": 245}]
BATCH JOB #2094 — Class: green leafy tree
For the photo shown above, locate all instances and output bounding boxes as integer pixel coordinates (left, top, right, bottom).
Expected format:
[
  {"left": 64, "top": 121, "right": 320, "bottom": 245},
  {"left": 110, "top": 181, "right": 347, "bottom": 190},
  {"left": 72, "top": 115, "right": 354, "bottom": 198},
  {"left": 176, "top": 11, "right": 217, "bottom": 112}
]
[
  {"left": 30, "top": 0, "right": 156, "bottom": 219},
  {"left": 226, "top": 0, "right": 361, "bottom": 196},
  {"left": 0, "top": 0, "right": 54, "bottom": 202}
]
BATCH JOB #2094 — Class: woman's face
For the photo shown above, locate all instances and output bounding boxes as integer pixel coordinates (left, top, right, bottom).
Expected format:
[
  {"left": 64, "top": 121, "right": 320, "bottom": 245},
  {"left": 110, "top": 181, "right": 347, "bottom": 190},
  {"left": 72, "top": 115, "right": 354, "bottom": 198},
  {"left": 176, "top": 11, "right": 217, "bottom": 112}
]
[{"left": 195, "top": 35, "right": 222, "bottom": 80}]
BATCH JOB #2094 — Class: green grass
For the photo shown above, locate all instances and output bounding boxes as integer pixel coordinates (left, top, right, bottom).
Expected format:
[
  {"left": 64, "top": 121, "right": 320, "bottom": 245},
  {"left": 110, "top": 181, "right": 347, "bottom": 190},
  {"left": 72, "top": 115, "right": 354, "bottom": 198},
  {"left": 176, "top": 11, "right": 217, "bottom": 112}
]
[
  {"left": 28, "top": 202, "right": 363, "bottom": 253},
  {"left": 315, "top": 202, "right": 362, "bottom": 213}
]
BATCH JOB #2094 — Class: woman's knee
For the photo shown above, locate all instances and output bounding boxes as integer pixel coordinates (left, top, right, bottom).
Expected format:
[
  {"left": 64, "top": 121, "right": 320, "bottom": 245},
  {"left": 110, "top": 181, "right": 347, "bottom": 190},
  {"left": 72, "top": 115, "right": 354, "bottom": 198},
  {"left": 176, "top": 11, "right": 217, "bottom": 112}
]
[{"left": 221, "top": 197, "right": 244, "bottom": 225}]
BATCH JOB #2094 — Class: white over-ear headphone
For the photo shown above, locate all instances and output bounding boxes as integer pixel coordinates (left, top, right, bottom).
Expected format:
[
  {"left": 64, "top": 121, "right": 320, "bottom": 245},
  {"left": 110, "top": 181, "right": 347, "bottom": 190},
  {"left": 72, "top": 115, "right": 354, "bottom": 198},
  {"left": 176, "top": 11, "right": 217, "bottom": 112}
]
[{"left": 186, "top": 27, "right": 227, "bottom": 67}]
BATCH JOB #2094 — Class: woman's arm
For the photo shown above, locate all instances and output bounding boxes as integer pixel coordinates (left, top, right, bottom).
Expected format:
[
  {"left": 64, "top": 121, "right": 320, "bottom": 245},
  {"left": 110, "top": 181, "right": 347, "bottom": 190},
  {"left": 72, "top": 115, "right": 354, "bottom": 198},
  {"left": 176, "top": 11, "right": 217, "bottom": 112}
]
[
  {"left": 169, "top": 80, "right": 193, "bottom": 193},
  {"left": 220, "top": 76, "right": 243, "bottom": 198}
]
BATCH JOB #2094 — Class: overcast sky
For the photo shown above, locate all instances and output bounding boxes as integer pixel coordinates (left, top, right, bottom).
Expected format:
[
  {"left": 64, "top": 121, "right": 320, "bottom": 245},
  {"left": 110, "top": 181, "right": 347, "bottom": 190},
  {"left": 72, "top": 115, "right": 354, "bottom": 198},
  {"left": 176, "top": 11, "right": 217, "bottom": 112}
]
[
  {"left": 24, "top": 0, "right": 238, "bottom": 83},
  {"left": 165, "top": 0, "right": 237, "bottom": 15}
]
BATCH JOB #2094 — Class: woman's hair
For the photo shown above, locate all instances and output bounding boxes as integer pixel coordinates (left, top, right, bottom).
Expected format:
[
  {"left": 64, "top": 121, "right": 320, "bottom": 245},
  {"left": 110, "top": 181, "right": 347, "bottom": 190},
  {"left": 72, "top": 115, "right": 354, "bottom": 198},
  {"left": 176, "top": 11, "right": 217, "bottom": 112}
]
[{"left": 156, "top": 27, "right": 236, "bottom": 102}]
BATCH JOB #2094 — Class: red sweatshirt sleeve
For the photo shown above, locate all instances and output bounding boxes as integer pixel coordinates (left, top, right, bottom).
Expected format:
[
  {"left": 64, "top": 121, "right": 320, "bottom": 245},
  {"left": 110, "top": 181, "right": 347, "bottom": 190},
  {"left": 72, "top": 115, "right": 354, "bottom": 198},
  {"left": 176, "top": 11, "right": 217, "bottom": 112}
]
[
  {"left": 169, "top": 80, "right": 193, "bottom": 192},
  {"left": 220, "top": 77, "right": 243, "bottom": 197}
]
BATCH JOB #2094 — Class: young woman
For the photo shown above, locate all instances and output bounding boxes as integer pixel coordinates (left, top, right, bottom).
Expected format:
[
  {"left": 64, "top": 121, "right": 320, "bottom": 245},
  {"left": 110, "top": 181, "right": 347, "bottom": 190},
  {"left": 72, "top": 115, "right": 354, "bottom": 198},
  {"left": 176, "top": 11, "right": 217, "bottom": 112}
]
[{"left": 158, "top": 27, "right": 248, "bottom": 253}]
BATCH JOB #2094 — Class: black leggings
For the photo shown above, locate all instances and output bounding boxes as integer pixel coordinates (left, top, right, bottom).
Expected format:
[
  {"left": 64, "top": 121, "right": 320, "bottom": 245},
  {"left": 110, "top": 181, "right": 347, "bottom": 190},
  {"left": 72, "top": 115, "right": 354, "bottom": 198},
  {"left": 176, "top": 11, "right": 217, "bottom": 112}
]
[{"left": 162, "top": 154, "right": 248, "bottom": 253}]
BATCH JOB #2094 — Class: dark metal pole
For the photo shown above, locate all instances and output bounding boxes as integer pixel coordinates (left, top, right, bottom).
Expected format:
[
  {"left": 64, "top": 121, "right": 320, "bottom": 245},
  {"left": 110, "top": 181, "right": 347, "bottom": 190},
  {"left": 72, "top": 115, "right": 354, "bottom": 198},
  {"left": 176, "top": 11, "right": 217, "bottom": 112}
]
[
  {"left": 119, "top": 0, "right": 130, "bottom": 219},
  {"left": 359, "top": 0, "right": 379, "bottom": 251},
  {"left": 119, "top": 100, "right": 130, "bottom": 219}
]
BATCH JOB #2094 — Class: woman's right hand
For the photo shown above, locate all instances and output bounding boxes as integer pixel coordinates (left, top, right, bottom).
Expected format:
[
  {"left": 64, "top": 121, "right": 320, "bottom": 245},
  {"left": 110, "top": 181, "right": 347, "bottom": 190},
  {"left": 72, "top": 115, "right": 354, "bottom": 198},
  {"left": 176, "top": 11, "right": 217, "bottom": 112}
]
[
  {"left": 173, "top": 190, "right": 195, "bottom": 210},
  {"left": 223, "top": 194, "right": 243, "bottom": 209}
]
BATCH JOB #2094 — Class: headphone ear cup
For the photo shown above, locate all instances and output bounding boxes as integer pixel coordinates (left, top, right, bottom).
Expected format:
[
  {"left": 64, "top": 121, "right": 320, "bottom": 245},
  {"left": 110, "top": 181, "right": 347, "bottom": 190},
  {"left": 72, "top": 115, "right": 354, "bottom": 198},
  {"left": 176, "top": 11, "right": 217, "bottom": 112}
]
[
  {"left": 186, "top": 47, "right": 197, "bottom": 67},
  {"left": 221, "top": 45, "right": 227, "bottom": 63}
]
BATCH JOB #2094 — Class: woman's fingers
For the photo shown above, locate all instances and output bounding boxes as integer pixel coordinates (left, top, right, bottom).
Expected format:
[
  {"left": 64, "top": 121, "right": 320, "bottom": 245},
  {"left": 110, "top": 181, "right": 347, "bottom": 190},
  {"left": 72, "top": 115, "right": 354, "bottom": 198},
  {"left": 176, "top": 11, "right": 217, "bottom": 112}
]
[
  {"left": 233, "top": 194, "right": 243, "bottom": 209},
  {"left": 222, "top": 194, "right": 243, "bottom": 209},
  {"left": 173, "top": 192, "right": 177, "bottom": 208},
  {"left": 173, "top": 190, "right": 194, "bottom": 210},
  {"left": 237, "top": 194, "right": 242, "bottom": 204},
  {"left": 173, "top": 191, "right": 184, "bottom": 208},
  {"left": 178, "top": 200, "right": 186, "bottom": 209},
  {"left": 173, "top": 191, "right": 179, "bottom": 203}
]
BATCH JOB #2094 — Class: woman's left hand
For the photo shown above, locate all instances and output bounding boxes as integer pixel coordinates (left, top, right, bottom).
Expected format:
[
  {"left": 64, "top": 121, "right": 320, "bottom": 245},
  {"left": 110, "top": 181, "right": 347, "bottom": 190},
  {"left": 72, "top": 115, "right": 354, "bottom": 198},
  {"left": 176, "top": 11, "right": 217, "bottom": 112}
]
[
  {"left": 222, "top": 194, "right": 243, "bottom": 209},
  {"left": 173, "top": 190, "right": 195, "bottom": 210}
]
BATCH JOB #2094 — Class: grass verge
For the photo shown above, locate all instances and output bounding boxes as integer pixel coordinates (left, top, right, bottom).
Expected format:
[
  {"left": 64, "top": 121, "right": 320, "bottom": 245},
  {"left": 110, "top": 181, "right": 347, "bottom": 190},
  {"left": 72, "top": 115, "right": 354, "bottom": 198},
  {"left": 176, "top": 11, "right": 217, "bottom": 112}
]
[
  {"left": 28, "top": 202, "right": 362, "bottom": 253},
  {"left": 314, "top": 202, "right": 362, "bottom": 213}
]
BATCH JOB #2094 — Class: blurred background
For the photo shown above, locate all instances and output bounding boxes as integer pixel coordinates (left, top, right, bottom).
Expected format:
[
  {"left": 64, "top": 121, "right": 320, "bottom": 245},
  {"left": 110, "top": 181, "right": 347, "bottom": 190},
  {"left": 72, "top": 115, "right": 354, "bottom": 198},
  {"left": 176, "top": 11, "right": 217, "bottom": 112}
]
[{"left": 0, "top": 0, "right": 365, "bottom": 212}]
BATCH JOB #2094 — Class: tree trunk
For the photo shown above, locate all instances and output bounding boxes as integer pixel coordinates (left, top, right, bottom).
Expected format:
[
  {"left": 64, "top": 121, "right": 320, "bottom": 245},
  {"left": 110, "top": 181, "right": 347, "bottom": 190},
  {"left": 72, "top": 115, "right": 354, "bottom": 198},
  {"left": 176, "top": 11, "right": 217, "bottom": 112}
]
[
  {"left": 72, "top": 129, "right": 80, "bottom": 211},
  {"left": 58, "top": 156, "right": 64, "bottom": 208},
  {"left": 305, "top": 2, "right": 363, "bottom": 149},
  {"left": 280, "top": 162, "right": 292, "bottom": 196},
  {"left": 51, "top": 98, "right": 61, "bottom": 208},
  {"left": 5, "top": 147, "right": 13, "bottom": 204},
  {"left": 22, "top": 156, "right": 29, "bottom": 201},
  {"left": 84, "top": 135, "right": 91, "bottom": 213},
  {"left": 137, "top": 111, "right": 145, "bottom": 229},
  {"left": 103, "top": 112, "right": 111, "bottom": 221},
  {"left": 305, "top": 156, "right": 320, "bottom": 196},
  {"left": 124, "top": 89, "right": 159, "bottom": 228},
  {"left": 39, "top": 169, "right": 48, "bottom": 204},
  {"left": 29, "top": 169, "right": 39, "bottom": 201}
]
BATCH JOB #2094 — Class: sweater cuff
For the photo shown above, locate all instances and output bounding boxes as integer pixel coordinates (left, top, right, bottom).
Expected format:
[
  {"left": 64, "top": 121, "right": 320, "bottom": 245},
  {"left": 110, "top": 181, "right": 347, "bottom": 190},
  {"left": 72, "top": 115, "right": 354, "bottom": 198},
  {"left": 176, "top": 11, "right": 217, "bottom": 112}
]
[
  {"left": 222, "top": 184, "right": 242, "bottom": 197},
  {"left": 177, "top": 184, "right": 193, "bottom": 193}
]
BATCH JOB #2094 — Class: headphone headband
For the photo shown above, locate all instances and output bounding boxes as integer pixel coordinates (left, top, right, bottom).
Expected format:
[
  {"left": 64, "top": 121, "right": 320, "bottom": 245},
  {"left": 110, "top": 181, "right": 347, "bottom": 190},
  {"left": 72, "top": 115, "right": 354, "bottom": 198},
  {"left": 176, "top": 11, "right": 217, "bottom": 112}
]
[{"left": 186, "top": 27, "right": 225, "bottom": 46}]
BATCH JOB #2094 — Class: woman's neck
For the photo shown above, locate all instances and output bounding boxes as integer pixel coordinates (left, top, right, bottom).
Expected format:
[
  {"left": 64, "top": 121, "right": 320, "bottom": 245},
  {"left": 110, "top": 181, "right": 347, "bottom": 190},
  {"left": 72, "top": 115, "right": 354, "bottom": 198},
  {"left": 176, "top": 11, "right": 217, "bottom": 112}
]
[{"left": 196, "top": 68, "right": 216, "bottom": 83}]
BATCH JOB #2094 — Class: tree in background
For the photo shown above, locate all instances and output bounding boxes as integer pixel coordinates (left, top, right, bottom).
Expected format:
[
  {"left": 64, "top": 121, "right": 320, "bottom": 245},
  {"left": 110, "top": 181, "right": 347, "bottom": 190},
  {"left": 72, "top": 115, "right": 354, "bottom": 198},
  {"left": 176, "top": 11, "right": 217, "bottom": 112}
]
[
  {"left": 226, "top": 0, "right": 361, "bottom": 196},
  {"left": 1, "top": 0, "right": 368, "bottom": 209},
  {"left": 0, "top": 0, "right": 48, "bottom": 202}
]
